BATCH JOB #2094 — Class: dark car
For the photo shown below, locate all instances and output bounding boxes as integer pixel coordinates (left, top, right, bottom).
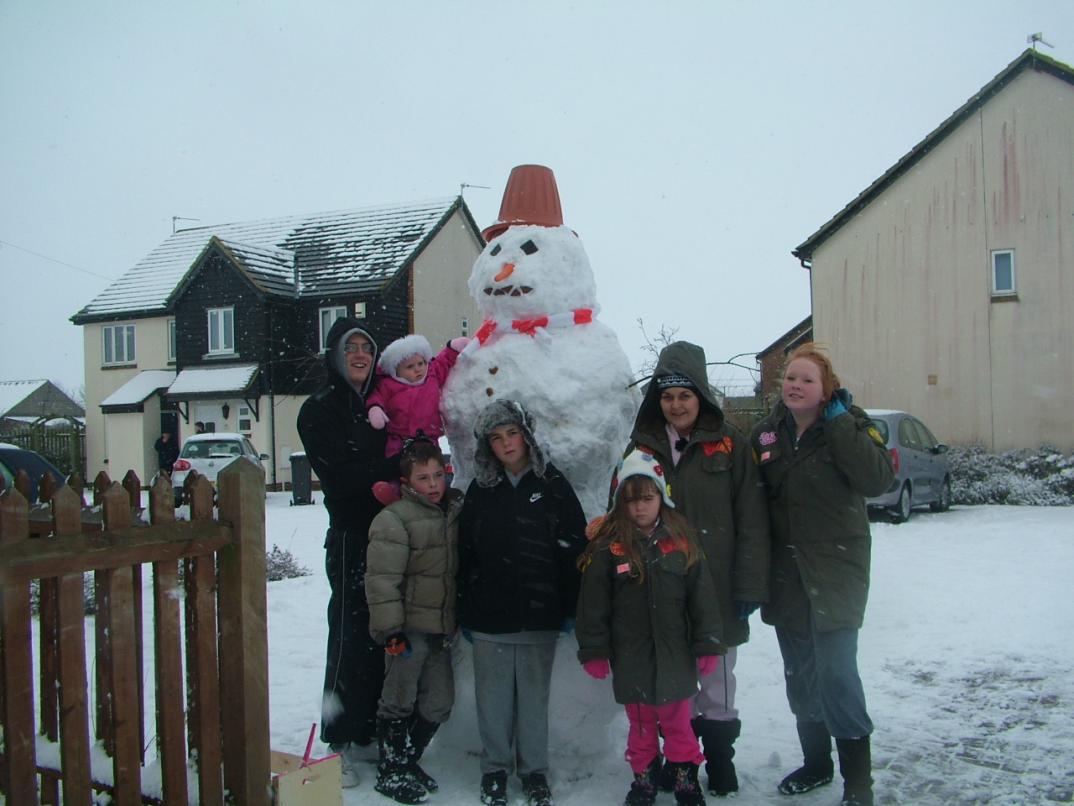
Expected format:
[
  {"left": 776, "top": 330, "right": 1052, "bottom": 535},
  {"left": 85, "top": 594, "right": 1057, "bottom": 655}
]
[
  {"left": 864, "top": 410, "right": 951, "bottom": 523},
  {"left": 0, "top": 444, "right": 67, "bottom": 504}
]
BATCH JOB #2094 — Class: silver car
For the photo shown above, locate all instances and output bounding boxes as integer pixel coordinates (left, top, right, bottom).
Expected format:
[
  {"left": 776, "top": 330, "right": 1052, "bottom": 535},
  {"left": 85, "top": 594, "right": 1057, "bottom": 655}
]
[
  {"left": 864, "top": 409, "right": 951, "bottom": 522},
  {"left": 171, "top": 432, "right": 267, "bottom": 504}
]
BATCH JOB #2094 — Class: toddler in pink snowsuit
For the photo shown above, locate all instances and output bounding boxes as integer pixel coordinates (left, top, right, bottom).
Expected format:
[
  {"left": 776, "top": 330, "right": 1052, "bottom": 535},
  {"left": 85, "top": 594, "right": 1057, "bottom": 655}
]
[
  {"left": 367, "top": 333, "right": 468, "bottom": 454},
  {"left": 367, "top": 334, "right": 468, "bottom": 503}
]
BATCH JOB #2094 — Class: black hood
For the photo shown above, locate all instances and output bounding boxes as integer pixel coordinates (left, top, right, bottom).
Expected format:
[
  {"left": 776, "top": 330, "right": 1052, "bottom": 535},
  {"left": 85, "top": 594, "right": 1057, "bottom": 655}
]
[
  {"left": 633, "top": 340, "right": 724, "bottom": 434},
  {"left": 323, "top": 316, "right": 380, "bottom": 399}
]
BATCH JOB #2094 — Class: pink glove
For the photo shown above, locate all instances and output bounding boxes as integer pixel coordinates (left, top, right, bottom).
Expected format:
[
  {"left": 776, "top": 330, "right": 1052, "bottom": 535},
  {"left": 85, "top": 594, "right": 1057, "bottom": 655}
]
[
  {"left": 582, "top": 659, "right": 610, "bottom": 680},
  {"left": 449, "top": 336, "right": 471, "bottom": 352},
  {"left": 697, "top": 655, "right": 720, "bottom": 677},
  {"left": 368, "top": 406, "right": 389, "bottom": 430}
]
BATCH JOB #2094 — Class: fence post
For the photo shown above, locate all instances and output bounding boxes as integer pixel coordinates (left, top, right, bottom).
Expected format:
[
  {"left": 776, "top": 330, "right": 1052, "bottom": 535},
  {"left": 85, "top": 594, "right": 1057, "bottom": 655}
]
[
  {"left": 149, "top": 475, "right": 189, "bottom": 804},
  {"left": 185, "top": 474, "right": 224, "bottom": 806},
  {"left": 1, "top": 487, "right": 39, "bottom": 805},
  {"left": 216, "top": 459, "right": 270, "bottom": 805},
  {"left": 100, "top": 482, "right": 142, "bottom": 804},
  {"left": 121, "top": 469, "right": 146, "bottom": 760},
  {"left": 52, "top": 485, "right": 92, "bottom": 804}
]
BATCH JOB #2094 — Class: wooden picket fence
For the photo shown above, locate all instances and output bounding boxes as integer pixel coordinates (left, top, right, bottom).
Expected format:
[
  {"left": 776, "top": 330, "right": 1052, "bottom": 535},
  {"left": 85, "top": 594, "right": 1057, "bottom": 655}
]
[{"left": 0, "top": 459, "right": 271, "bottom": 805}]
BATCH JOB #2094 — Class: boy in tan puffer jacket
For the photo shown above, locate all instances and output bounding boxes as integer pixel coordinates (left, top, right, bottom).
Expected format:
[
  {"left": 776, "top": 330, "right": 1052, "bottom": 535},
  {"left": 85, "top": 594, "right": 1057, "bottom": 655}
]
[{"left": 366, "top": 437, "right": 463, "bottom": 804}]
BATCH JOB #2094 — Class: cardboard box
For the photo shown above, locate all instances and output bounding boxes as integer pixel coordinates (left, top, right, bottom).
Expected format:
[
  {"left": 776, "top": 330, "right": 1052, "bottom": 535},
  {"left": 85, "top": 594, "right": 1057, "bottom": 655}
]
[{"left": 271, "top": 749, "right": 342, "bottom": 806}]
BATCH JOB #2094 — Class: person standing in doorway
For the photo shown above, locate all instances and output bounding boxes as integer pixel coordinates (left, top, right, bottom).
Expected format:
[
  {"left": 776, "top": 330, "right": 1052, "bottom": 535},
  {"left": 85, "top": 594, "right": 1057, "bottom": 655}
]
[
  {"left": 154, "top": 431, "right": 179, "bottom": 473},
  {"left": 623, "top": 341, "right": 770, "bottom": 797},
  {"left": 297, "top": 317, "right": 403, "bottom": 788}
]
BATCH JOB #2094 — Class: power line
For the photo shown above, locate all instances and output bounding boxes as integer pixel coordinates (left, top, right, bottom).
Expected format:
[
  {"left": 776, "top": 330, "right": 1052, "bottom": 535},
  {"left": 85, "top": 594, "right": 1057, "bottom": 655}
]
[{"left": 0, "top": 238, "right": 115, "bottom": 281}]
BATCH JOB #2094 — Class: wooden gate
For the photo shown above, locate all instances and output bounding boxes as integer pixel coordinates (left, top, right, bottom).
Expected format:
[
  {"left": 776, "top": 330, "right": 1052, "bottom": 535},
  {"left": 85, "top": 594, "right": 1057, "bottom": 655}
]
[{"left": 0, "top": 458, "right": 270, "bottom": 805}]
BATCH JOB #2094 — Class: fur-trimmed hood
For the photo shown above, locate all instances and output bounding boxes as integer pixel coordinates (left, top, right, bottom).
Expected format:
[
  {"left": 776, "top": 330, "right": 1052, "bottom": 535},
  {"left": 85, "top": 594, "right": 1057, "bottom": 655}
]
[
  {"left": 378, "top": 334, "right": 434, "bottom": 384},
  {"left": 472, "top": 399, "right": 547, "bottom": 487}
]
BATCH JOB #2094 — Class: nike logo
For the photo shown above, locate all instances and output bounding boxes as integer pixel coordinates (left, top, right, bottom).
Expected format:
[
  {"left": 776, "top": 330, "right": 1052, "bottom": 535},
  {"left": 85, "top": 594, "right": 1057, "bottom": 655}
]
[{"left": 529, "top": 493, "right": 543, "bottom": 503}]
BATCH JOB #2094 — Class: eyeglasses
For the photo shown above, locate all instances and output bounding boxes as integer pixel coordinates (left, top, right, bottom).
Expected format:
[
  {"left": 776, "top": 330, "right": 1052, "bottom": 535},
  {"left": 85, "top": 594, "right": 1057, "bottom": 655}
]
[{"left": 343, "top": 342, "right": 375, "bottom": 354}]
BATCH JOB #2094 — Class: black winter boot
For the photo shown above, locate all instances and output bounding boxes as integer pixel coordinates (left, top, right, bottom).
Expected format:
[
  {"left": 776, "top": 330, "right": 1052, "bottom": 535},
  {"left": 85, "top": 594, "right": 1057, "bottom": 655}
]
[
  {"left": 836, "top": 737, "right": 873, "bottom": 806},
  {"left": 778, "top": 721, "right": 834, "bottom": 795},
  {"left": 624, "top": 758, "right": 660, "bottom": 806},
  {"left": 480, "top": 770, "right": 508, "bottom": 806},
  {"left": 520, "top": 772, "right": 554, "bottom": 806},
  {"left": 375, "top": 718, "right": 429, "bottom": 804},
  {"left": 669, "top": 761, "right": 706, "bottom": 806},
  {"left": 693, "top": 717, "right": 740, "bottom": 796},
  {"left": 406, "top": 714, "right": 440, "bottom": 792}
]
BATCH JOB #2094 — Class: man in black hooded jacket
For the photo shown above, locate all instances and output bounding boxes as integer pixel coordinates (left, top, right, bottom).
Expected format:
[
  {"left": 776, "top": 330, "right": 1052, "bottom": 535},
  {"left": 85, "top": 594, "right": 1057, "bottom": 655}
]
[{"left": 297, "top": 317, "right": 401, "bottom": 787}]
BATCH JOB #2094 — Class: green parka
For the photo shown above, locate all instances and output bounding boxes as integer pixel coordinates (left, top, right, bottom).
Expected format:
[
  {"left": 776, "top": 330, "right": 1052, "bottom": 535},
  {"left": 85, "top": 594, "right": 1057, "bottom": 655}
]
[
  {"left": 750, "top": 402, "right": 894, "bottom": 634},
  {"left": 576, "top": 523, "right": 724, "bottom": 705},
  {"left": 626, "top": 342, "right": 770, "bottom": 647},
  {"left": 365, "top": 485, "right": 463, "bottom": 641}
]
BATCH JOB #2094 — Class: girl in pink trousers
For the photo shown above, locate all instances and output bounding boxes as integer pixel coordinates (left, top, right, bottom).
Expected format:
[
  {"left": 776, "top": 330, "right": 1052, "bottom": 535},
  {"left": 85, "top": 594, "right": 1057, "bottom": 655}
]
[{"left": 576, "top": 450, "right": 724, "bottom": 806}]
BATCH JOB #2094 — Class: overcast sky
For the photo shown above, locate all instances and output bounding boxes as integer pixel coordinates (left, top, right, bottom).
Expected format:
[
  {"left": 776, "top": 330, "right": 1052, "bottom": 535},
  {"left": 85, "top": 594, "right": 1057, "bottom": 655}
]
[{"left": 2, "top": 1, "right": 1072, "bottom": 398}]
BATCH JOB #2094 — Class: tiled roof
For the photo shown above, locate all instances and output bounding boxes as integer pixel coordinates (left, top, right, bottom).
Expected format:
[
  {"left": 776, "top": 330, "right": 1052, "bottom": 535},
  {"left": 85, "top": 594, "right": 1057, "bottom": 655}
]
[
  {"left": 214, "top": 238, "right": 297, "bottom": 297},
  {"left": 100, "top": 370, "right": 176, "bottom": 407},
  {"left": 74, "top": 196, "right": 466, "bottom": 321},
  {"left": 167, "top": 364, "right": 259, "bottom": 398},
  {"left": 0, "top": 380, "right": 48, "bottom": 416}
]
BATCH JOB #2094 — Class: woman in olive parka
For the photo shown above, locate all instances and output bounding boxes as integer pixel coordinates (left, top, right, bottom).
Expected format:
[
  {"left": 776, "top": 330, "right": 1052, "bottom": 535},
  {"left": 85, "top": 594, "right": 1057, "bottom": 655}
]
[
  {"left": 624, "top": 340, "right": 770, "bottom": 797},
  {"left": 750, "top": 343, "right": 893, "bottom": 806}
]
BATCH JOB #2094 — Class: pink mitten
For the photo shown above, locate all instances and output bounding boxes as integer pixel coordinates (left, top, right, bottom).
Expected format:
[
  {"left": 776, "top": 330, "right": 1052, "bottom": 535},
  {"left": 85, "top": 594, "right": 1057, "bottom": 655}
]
[
  {"left": 368, "top": 406, "right": 389, "bottom": 430},
  {"left": 697, "top": 655, "right": 720, "bottom": 677},
  {"left": 582, "top": 659, "right": 610, "bottom": 680},
  {"left": 449, "top": 336, "right": 471, "bottom": 352}
]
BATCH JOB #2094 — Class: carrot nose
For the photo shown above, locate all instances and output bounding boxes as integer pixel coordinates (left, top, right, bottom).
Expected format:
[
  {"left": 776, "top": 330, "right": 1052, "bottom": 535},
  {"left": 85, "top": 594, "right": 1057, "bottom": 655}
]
[{"left": 494, "top": 263, "right": 515, "bottom": 282}]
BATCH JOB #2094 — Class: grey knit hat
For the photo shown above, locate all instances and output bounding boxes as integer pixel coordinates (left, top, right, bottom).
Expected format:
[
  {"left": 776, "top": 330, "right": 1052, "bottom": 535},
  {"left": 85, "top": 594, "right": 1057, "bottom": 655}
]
[{"left": 472, "top": 399, "right": 547, "bottom": 487}]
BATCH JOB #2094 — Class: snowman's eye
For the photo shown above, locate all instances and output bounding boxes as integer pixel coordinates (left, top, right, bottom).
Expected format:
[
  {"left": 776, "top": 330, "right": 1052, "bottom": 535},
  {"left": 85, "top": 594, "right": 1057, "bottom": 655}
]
[
  {"left": 520, "top": 240, "right": 539, "bottom": 255},
  {"left": 489, "top": 244, "right": 502, "bottom": 256}
]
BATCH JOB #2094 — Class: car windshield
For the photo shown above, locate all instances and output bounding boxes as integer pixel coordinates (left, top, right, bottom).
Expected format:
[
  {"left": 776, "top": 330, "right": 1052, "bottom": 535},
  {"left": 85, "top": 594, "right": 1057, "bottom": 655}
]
[
  {"left": 181, "top": 440, "right": 242, "bottom": 458},
  {"left": 869, "top": 419, "right": 890, "bottom": 443}
]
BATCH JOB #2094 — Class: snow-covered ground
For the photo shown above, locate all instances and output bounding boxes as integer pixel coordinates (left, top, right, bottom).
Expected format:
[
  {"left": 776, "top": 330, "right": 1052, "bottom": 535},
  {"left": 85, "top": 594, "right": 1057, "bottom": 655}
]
[{"left": 264, "top": 496, "right": 1074, "bottom": 805}]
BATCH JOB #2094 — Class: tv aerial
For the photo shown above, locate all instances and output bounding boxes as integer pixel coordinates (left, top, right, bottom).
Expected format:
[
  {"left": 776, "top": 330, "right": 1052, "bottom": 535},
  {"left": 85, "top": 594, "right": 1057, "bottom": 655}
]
[{"left": 1027, "top": 33, "right": 1054, "bottom": 51}]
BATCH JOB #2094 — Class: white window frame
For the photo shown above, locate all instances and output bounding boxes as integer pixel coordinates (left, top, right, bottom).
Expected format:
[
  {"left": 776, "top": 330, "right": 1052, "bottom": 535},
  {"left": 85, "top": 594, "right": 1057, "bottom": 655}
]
[
  {"left": 167, "top": 318, "right": 177, "bottom": 362},
  {"left": 102, "top": 323, "right": 136, "bottom": 366},
  {"left": 991, "top": 249, "right": 1016, "bottom": 297},
  {"left": 319, "top": 305, "right": 349, "bottom": 351},
  {"left": 207, "top": 307, "right": 235, "bottom": 355}
]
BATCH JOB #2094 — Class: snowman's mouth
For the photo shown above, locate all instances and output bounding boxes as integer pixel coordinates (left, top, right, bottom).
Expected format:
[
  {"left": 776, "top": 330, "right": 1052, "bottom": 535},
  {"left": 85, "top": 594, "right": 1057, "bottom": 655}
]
[{"left": 484, "top": 285, "right": 534, "bottom": 297}]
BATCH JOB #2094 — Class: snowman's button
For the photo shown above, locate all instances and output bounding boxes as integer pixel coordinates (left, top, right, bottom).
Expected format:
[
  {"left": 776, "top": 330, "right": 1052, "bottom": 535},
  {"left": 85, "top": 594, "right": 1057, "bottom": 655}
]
[
  {"left": 489, "top": 367, "right": 499, "bottom": 375},
  {"left": 486, "top": 387, "right": 494, "bottom": 397}
]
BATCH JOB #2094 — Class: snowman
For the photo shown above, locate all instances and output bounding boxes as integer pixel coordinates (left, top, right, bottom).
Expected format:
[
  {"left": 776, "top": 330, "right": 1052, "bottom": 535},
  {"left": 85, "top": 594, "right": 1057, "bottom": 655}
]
[{"left": 441, "top": 165, "right": 638, "bottom": 518}]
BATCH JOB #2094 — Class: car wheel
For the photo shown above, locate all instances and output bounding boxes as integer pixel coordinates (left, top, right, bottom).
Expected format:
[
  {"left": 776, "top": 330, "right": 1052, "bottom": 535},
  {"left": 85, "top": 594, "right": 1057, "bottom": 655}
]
[
  {"left": 891, "top": 483, "right": 912, "bottom": 523},
  {"left": 930, "top": 478, "right": 951, "bottom": 512}
]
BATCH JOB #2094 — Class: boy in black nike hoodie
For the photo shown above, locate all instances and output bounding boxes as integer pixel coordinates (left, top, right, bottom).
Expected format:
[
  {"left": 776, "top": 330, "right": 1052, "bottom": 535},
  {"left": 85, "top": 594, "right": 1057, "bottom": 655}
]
[{"left": 456, "top": 399, "right": 586, "bottom": 806}]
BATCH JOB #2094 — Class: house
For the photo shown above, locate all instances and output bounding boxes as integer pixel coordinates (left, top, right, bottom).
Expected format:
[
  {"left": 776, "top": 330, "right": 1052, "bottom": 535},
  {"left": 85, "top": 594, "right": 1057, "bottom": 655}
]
[
  {"left": 755, "top": 316, "right": 813, "bottom": 406},
  {"left": 0, "top": 379, "right": 84, "bottom": 430},
  {"left": 0, "top": 379, "right": 86, "bottom": 476},
  {"left": 72, "top": 196, "right": 484, "bottom": 486},
  {"left": 793, "top": 49, "right": 1074, "bottom": 452}
]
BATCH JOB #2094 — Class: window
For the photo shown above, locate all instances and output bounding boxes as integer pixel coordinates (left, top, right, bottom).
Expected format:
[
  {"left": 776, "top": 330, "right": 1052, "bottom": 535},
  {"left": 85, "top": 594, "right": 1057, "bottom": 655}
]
[
  {"left": 102, "top": 324, "right": 136, "bottom": 365},
  {"left": 207, "top": 307, "right": 235, "bottom": 354},
  {"left": 319, "top": 306, "right": 348, "bottom": 350},
  {"left": 898, "top": 417, "right": 923, "bottom": 451},
  {"left": 167, "top": 318, "right": 176, "bottom": 362},
  {"left": 238, "top": 405, "right": 252, "bottom": 432},
  {"left": 461, "top": 317, "right": 470, "bottom": 337},
  {"left": 991, "top": 250, "right": 1016, "bottom": 296}
]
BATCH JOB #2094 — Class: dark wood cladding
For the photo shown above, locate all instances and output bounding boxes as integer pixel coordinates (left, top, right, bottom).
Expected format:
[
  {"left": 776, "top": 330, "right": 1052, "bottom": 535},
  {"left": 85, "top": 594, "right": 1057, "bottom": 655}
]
[{"left": 173, "top": 246, "right": 411, "bottom": 397}]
